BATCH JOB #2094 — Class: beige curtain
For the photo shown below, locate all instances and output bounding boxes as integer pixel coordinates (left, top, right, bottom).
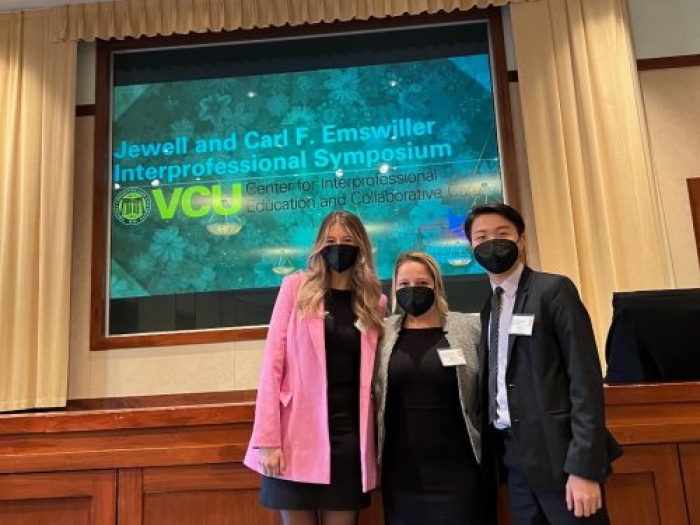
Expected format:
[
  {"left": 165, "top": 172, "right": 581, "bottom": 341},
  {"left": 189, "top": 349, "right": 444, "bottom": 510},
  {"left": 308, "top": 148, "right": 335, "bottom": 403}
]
[
  {"left": 49, "top": 0, "right": 535, "bottom": 41},
  {"left": 510, "top": 0, "right": 674, "bottom": 349},
  {"left": 0, "top": 11, "right": 76, "bottom": 411}
]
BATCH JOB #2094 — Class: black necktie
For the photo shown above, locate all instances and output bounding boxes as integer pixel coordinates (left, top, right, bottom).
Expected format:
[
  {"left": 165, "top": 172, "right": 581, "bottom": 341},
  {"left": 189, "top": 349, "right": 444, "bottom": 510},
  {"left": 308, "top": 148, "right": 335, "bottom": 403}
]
[{"left": 488, "top": 286, "right": 504, "bottom": 424}]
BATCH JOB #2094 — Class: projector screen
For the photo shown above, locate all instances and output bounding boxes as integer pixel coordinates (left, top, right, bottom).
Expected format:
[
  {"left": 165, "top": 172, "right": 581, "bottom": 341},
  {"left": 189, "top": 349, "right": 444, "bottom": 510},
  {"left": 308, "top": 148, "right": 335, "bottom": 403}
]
[{"left": 105, "top": 20, "right": 505, "bottom": 335}]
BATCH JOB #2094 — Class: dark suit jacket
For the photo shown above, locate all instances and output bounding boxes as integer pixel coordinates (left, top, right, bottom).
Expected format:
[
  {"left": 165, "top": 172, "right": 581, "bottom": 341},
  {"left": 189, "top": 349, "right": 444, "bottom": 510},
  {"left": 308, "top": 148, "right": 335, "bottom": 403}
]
[{"left": 479, "top": 266, "right": 621, "bottom": 492}]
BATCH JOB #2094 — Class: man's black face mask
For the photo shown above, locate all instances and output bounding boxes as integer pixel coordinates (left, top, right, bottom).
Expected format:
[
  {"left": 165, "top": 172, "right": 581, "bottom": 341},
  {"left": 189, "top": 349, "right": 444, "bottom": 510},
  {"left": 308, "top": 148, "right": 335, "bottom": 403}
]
[{"left": 473, "top": 239, "right": 519, "bottom": 274}]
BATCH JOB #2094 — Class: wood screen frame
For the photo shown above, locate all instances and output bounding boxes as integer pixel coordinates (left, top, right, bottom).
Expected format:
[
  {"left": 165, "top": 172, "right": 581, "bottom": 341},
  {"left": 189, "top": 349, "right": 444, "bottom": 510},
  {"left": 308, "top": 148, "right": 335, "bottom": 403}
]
[
  {"left": 688, "top": 177, "right": 700, "bottom": 265},
  {"left": 90, "top": 8, "right": 520, "bottom": 350}
]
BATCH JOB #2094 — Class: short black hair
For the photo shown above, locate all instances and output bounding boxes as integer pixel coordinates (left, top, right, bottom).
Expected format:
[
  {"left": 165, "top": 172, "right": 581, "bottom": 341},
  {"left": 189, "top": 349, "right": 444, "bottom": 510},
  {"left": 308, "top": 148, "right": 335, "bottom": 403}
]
[{"left": 463, "top": 203, "right": 526, "bottom": 242}]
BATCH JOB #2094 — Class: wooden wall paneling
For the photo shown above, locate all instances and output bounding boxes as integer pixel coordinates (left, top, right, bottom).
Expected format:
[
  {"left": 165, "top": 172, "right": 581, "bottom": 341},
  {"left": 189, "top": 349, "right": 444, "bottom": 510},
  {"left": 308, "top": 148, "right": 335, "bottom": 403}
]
[
  {"left": 605, "top": 444, "right": 689, "bottom": 525},
  {"left": 118, "top": 469, "right": 143, "bottom": 525},
  {"left": 680, "top": 443, "right": 700, "bottom": 525},
  {"left": 141, "top": 463, "right": 279, "bottom": 525},
  {"left": 605, "top": 382, "right": 700, "bottom": 445},
  {"left": 0, "top": 387, "right": 697, "bottom": 524},
  {"left": 0, "top": 423, "right": 252, "bottom": 474},
  {"left": 0, "top": 397, "right": 254, "bottom": 436},
  {"left": 0, "top": 470, "right": 116, "bottom": 525}
]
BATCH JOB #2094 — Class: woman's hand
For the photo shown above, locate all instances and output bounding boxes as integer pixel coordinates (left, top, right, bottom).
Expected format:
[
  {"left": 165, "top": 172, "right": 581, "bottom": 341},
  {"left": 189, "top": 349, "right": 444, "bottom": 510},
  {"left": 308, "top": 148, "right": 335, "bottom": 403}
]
[{"left": 258, "top": 447, "right": 285, "bottom": 477}]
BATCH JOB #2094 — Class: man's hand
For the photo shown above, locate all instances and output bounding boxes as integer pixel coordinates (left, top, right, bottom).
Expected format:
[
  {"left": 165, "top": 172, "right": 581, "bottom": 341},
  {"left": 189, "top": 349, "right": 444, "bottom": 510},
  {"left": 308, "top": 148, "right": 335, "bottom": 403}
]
[
  {"left": 566, "top": 474, "right": 602, "bottom": 518},
  {"left": 258, "top": 447, "right": 285, "bottom": 477}
]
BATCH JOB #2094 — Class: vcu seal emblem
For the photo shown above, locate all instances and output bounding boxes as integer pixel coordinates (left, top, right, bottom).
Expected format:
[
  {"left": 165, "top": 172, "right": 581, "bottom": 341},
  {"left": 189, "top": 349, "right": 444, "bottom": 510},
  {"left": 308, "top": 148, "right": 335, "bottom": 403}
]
[{"left": 114, "top": 188, "right": 152, "bottom": 225}]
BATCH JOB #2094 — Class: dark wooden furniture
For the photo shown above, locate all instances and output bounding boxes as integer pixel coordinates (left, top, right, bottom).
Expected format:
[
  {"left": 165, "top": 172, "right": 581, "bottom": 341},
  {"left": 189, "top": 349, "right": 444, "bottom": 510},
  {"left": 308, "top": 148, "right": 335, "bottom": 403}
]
[{"left": 0, "top": 384, "right": 698, "bottom": 524}]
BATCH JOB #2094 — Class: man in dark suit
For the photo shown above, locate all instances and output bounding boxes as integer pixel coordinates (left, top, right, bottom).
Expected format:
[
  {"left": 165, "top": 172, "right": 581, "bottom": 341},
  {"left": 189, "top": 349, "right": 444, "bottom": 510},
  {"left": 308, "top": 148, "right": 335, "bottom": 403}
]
[{"left": 463, "top": 203, "right": 621, "bottom": 525}]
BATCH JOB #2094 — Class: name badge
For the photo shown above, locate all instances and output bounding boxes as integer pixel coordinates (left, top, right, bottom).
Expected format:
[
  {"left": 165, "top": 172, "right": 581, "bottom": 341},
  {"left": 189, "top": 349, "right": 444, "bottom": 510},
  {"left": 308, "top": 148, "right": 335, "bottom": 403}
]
[
  {"left": 509, "top": 314, "right": 535, "bottom": 336},
  {"left": 437, "top": 348, "right": 467, "bottom": 367}
]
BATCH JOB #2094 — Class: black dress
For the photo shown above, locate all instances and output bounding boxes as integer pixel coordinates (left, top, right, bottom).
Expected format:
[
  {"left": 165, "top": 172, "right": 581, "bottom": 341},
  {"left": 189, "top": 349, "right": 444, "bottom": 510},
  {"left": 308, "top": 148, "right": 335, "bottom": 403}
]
[
  {"left": 382, "top": 327, "right": 483, "bottom": 525},
  {"left": 260, "top": 289, "right": 370, "bottom": 510}
]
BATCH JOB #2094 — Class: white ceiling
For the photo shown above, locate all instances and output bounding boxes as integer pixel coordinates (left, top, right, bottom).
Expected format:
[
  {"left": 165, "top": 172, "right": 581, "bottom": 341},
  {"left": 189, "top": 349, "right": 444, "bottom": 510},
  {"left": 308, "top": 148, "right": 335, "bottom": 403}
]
[{"left": 0, "top": 0, "right": 126, "bottom": 12}]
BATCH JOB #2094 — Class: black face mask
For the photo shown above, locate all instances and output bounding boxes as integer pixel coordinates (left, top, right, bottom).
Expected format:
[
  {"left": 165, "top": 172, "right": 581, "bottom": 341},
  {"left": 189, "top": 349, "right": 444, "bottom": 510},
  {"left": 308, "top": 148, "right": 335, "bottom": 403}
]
[
  {"left": 473, "top": 239, "right": 520, "bottom": 274},
  {"left": 396, "top": 286, "right": 436, "bottom": 317},
  {"left": 322, "top": 244, "right": 359, "bottom": 273}
]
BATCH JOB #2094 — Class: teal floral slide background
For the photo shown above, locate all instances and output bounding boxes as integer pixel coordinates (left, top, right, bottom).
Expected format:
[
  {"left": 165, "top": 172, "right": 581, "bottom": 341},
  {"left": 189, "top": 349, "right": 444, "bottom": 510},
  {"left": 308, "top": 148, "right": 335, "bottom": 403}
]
[{"left": 110, "top": 54, "right": 502, "bottom": 299}]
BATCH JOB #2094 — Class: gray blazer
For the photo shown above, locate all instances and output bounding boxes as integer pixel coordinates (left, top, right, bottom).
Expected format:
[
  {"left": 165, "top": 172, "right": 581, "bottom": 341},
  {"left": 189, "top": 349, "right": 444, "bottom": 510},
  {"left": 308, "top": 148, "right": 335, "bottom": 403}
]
[{"left": 373, "top": 311, "right": 482, "bottom": 464}]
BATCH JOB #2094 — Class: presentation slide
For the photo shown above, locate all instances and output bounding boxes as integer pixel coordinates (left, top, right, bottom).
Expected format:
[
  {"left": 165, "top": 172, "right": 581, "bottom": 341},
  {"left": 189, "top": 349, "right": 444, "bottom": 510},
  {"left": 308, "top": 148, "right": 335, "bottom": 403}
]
[{"left": 109, "top": 25, "right": 502, "bottom": 301}]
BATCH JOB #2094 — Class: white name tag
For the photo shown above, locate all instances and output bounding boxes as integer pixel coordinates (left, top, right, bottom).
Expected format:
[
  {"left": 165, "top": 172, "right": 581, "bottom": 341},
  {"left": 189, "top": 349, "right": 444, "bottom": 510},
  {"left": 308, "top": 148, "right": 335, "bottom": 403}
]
[
  {"left": 509, "top": 314, "right": 535, "bottom": 336},
  {"left": 437, "top": 348, "right": 467, "bottom": 367}
]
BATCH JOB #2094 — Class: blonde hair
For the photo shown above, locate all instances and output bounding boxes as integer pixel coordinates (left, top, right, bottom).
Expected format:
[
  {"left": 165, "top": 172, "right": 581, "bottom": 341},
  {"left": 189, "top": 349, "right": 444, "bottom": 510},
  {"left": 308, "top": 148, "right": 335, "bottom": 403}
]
[
  {"left": 391, "top": 251, "right": 449, "bottom": 323},
  {"left": 296, "top": 211, "right": 384, "bottom": 332}
]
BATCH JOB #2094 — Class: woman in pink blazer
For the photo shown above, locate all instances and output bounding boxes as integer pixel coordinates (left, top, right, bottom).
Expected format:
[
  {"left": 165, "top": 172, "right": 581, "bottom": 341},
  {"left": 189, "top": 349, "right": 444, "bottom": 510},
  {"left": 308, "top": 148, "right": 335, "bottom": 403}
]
[{"left": 244, "top": 211, "right": 386, "bottom": 525}]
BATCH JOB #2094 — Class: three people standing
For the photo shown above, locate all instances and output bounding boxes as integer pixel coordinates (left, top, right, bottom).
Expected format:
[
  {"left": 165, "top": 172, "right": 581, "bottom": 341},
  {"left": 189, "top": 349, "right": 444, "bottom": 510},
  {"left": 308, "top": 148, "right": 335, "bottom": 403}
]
[{"left": 247, "top": 204, "right": 620, "bottom": 525}]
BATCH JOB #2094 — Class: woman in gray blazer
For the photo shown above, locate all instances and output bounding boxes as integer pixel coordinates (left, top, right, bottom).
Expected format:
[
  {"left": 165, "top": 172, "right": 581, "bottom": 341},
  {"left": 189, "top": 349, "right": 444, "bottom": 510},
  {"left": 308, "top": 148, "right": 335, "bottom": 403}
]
[{"left": 373, "top": 251, "right": 484, "bottom": 525}]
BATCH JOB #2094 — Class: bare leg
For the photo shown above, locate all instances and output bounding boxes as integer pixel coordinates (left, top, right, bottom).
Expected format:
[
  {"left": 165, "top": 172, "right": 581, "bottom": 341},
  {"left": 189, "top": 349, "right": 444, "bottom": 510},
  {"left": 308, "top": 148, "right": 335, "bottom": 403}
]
[
  {"left": 280, "top": 510, "right": 319, "bottom": 525},
  {"left": 319, "top": 510, "right": 359, "bottom": 525}
]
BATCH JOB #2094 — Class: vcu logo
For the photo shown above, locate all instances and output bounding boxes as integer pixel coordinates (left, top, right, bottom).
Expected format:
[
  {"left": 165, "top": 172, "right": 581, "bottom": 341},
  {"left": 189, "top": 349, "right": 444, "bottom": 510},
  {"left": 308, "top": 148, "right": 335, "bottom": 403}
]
[{"left": 114, "top": 188, "right": 152, "bottom": 225}]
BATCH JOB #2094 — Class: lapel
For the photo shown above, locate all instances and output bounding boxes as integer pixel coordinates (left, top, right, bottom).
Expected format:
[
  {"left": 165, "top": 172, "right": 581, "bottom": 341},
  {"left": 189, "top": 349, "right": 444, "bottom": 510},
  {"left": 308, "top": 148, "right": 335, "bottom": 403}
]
[
  {"left": 359, "top": 320, "right": 380, "bottom": 386},
  {"left": 377, "top": 315, "right": 403, "bottom": 385},
  {"left": 507, "top": 266, "right": 532, "bottom": 362},
  {"left": 478, "top": 301, "right": 490, "bottom": 388},
  {"left": 379, "top": 316, "right": 402, "bottom": 372},
  {"left": 307, "top": 300, "right": 327, "bottom": 365},
  {"left": 360, "top": 326, "right": 378, "bottom": 354}
]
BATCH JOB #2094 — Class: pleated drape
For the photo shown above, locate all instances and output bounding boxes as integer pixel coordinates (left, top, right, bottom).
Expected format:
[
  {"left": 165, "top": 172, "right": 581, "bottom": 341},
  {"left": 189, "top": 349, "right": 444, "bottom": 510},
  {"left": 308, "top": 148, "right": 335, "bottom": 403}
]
[
  {"left": 510, "top": 0, "right": 673, "bottom": 347},
  {"left": 0, "top": 11, "right": 76, "bottom": 411},
  {"left": 49, "top": 0, "right": 535, "bottom": 41}
]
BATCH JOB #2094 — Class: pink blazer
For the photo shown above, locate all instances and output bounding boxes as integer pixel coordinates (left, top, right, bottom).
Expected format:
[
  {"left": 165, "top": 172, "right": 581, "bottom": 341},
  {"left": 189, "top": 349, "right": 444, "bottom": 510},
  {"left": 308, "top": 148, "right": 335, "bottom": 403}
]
[{"left": 244, "top": 272, "right": 386, "bottom": 491}]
